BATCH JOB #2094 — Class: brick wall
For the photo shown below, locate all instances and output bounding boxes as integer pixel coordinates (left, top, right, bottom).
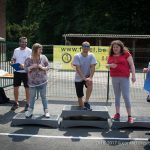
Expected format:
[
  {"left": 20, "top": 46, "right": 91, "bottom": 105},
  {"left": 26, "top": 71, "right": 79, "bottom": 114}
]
[{"left": 0, "top": 0, "right": 6, "bottom": 39}]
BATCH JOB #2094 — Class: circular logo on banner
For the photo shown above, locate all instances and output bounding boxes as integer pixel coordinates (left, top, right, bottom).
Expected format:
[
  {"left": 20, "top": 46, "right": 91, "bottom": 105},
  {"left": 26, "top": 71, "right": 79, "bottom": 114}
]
[{"left": 62, "top": 53, "right": 72, "bottom": 63}]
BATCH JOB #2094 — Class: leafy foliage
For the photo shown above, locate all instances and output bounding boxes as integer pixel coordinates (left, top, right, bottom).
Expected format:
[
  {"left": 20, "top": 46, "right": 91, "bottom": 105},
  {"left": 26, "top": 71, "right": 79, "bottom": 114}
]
[{"left": 6, "top": 0, "right": 150, "bottom": 44}]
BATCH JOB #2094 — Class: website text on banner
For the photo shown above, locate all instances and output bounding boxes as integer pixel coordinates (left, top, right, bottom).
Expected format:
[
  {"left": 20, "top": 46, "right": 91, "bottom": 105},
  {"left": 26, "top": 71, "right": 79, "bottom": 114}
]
[{"left": 53, "top": 45, "right": 110, "bottom": 71}]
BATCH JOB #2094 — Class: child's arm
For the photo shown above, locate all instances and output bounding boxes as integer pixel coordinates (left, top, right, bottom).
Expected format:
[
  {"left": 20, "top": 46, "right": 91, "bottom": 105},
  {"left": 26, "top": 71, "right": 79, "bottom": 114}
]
[
  {"left": 143, "top": 68, "right": 148, "bottom": 73},
  {"left": 127, "top": 56, "right": 136, "bottom": 83}
]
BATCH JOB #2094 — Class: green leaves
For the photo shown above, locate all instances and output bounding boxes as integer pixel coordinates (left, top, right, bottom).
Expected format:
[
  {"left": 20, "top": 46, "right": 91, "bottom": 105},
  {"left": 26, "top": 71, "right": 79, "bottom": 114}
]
[{"left": 6, "top": 0, "right": 150, "bottom": 44}]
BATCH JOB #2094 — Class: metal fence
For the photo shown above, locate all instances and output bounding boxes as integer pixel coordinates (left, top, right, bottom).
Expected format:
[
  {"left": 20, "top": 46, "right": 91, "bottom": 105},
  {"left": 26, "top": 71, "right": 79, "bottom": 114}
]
[
  {"left": 0, "top": 40, "right": 13, "bottom": 88},
  {"left": 0, "top": 43, "right": 149, "bottom": 103},
  {"left": 45, "top": 68, "right": 147, "bottom": 103},
  {"left": 134, "top": 48, "right": 150, "bottom": 69}
]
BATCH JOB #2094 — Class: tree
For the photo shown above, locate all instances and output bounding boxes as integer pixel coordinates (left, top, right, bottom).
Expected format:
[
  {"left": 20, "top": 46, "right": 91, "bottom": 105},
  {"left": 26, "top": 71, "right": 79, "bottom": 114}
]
[{"left": 6, "top": 0, "right": 150, "bottom": 44}]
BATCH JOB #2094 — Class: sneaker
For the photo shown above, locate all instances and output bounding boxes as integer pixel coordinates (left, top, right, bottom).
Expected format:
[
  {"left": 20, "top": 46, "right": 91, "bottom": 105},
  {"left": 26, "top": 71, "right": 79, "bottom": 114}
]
[
  {"left": 128, "top": 116, "right": 134, "bottom": 124},
  {"left": 25, "top": 108, "right": 33, "bottom": 118},
  {"left": 112, "top": 113, "right": 120, "bottom": 120},
  {"left": 79, "top": 106, "right": 88, "bottom": 110},
  {"left": 24, "top": 103, "right": 29, "bottom": 111},
  {"left": 11, "top": 102, "right": 19, "bottom": 111},
  {"left": 44, "top": 109, "right": 50, "bottom": 118},
  {"left": 147, "top": 95, "right": 150, "bottom": 102},
  {"left": 84, "top": 102, "right": 92, "bottom": 111}
]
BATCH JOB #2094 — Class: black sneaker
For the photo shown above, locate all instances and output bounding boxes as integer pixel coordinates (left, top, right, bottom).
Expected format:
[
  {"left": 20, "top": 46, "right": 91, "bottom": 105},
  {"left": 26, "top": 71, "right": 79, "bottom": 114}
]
[
  {"left": 84, "top": 102, "right": 92, "bottom": 111},
  {"left": 147, "top": 95, "right": 150, "bottom": 102},
  {"left": 24, "top": 103, "right": 29, "bottom": 111},
  {"left": 79, "top": 106, "right": 88, "bottom": 110},
  {"left": 11, "top": 102, "right": 19, "bottom": 111}
]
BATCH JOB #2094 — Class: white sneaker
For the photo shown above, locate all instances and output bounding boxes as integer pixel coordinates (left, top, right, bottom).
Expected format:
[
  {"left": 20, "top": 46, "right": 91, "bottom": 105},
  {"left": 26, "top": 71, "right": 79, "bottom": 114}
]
[
  {"left": 44, "top": 109, "right": 50, "bottom": 118},
  {"left": 25, "top": 108, "right": 33, "bottom": 118}
]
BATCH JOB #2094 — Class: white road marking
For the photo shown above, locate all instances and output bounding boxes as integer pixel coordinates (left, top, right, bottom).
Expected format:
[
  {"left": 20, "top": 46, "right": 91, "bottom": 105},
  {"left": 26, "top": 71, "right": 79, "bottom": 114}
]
[{"left": 0, "top": 132, "right": 149, "bottom": 141}]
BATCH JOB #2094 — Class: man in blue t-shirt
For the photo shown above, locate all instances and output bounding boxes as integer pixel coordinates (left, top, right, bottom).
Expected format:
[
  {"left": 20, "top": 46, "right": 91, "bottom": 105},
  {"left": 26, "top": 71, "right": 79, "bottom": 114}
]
[{"left": 72, "top": 41, "right": 97, "bottom": 110}]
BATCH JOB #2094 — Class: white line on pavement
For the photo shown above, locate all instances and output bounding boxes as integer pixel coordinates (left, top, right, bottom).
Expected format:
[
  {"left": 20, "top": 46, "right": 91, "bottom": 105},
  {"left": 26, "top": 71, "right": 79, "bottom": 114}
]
[{"left": 0, "top": 132, "right": 149, "bottom": 141}]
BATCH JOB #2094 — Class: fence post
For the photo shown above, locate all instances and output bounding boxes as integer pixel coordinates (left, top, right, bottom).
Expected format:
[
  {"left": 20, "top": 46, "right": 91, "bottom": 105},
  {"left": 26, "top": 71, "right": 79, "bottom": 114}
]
[{"left": 106, "top": 71, "right": 110, "bottom": 105}]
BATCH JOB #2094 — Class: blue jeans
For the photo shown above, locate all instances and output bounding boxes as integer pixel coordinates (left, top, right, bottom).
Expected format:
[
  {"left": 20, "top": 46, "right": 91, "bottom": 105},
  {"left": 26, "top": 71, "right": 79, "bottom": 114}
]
[{"left": 29, "top": 83, "right": 48, "bottom": 110}]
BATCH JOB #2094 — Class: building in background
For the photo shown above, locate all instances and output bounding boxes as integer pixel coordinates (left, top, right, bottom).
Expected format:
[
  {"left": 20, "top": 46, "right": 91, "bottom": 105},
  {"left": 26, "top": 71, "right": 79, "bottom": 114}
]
[
  {"left": 0, "top": 0, "right": 6, "bottom": 61},
  {"left": 0, "top": 0, "right": 6, "bottom": 39}
]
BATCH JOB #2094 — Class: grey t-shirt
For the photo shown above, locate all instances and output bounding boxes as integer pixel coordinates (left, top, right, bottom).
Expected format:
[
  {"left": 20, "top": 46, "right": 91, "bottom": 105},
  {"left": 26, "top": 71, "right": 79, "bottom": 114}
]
[{"left": 72, "top": 53, "right": 97, "bottom": 82}]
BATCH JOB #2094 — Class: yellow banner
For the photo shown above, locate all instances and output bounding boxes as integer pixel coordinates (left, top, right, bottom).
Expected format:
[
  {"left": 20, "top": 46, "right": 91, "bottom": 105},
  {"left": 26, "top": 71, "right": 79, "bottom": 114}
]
[{"left": 53, "top": 45, "right": 110, "bottom": 71}]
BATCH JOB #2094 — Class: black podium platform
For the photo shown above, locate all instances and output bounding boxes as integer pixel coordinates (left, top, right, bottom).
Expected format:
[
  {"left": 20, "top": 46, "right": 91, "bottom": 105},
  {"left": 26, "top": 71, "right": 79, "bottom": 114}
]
[
  {"left": 11, "top": 113, "right": 60, "bottom": 128},
  {"left": 111, "top": 116, "right": 150, "bottom": 129},
  {"left": 60, "top": 105, "right": 111, "bottom": 128}
]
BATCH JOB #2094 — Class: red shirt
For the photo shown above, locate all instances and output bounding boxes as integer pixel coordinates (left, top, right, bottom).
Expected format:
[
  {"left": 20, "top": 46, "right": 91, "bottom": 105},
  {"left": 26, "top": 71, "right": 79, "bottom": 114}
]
[{"left": 107, "top": 52, "right": 131, "bottom": 77}]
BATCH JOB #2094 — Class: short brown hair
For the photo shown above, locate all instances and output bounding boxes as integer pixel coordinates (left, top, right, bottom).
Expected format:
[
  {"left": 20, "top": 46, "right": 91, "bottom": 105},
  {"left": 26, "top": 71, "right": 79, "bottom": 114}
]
[
  {"left": 19, "top": 37, "right": 27, "bottom": 42},
  {"left": 82, "top": 41, "right": 90, "bottom": 48}
]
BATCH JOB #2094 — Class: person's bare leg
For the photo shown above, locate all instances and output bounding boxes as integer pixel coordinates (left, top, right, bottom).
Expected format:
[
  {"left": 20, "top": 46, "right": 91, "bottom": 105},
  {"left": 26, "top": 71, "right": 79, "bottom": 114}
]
[
  {"left": 78, "top": 97, "right": 84, "bottom": 107},
  {"left": 14, "top": 86, "right": 19, "bottom": 104},
  {"left": 25, "top": 87, "right": 29, "bottom": 104},
  {"left": 85, "top": 85, "right": 93, "bottom": 102}
]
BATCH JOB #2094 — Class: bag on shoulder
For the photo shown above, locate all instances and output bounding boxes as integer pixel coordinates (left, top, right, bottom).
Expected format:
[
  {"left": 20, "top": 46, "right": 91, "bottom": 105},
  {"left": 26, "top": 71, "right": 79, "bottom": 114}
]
[{"left": 0, "top": 87, "right": 10, "bottom": 104}]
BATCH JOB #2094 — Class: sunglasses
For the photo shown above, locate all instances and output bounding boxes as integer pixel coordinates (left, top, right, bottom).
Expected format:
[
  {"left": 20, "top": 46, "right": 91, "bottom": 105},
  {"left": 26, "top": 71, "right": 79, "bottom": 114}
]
[{"left": 82, "top": 45, "right": 90, "bottom": 48}]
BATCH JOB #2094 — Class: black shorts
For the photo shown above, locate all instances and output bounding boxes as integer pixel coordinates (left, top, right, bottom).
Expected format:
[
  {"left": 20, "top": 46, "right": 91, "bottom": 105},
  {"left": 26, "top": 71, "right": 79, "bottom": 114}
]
[
  {"left": 13, "top": 72, "right": 29, "bottom": 88},
  {"left": 75, "top": 81, "right": 87, "bottom": 98}
]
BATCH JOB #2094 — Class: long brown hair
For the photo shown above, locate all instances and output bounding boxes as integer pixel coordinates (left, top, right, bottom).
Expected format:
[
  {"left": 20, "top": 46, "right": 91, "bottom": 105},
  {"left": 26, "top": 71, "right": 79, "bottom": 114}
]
[
  {"left": 109, "top": 40, "right": 127, "bottom": 56},
  {"left": 32, "top": 43, "right": 42, "bottom": 58}
]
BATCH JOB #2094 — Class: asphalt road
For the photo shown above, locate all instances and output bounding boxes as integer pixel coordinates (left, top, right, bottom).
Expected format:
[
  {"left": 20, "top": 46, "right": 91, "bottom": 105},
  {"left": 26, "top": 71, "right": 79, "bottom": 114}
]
[{"left": 1, "top": 71, "right": 150, "bottom": 150}]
